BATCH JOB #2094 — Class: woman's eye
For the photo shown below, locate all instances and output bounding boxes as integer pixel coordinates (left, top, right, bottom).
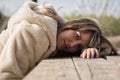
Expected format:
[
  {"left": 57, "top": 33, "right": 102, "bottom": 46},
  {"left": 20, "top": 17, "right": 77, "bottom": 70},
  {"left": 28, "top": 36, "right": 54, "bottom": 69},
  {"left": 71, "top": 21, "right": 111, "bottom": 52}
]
[{"left": 75, "top": 34, "right": 79, "bottom": 40}]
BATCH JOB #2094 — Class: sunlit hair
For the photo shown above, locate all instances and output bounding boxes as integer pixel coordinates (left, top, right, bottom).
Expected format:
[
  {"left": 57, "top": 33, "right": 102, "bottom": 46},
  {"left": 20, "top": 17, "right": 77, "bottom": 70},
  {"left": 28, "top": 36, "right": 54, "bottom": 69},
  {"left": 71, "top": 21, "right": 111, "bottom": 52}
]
[{"left": 57, "top": 18, "right": 102, "bottom": 35}]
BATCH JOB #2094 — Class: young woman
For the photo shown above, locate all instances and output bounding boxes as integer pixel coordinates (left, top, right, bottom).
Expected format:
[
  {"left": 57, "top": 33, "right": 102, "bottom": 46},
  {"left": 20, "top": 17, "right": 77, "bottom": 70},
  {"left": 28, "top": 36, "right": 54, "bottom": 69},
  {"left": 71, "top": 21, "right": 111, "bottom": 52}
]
[
  {"left": 55, "top": 18, "right": 117, "bottom": 58},
  {"left": 0, "top": 1, "right": 117, "bottom": 80}
]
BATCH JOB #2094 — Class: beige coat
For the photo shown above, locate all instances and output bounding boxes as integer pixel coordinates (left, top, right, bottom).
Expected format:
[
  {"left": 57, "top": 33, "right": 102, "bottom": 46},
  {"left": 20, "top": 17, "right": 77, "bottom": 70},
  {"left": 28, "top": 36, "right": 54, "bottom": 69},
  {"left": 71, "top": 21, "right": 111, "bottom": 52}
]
[{"left": 0, "top": 1, "right": 65, "bottom": 80}]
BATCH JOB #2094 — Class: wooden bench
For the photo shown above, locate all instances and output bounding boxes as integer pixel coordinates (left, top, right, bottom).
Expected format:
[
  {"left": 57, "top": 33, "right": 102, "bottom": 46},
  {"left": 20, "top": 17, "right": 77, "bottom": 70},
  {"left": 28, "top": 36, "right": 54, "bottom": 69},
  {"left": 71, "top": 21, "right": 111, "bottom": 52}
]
[{"left": 23, "top": 56, "right": 120, "bottom": 80}]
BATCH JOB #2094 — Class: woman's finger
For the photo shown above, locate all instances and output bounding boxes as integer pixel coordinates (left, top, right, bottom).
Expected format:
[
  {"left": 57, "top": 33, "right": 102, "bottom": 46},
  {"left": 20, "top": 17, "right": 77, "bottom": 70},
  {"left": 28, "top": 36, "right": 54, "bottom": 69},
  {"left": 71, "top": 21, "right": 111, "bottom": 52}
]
[
  {"left": 86, "top": 48, "right": 91, "bottom": 59},
  {"left": 90, "top": 48, "right": 95, "bottom": 58},
  {"left": 94, "top": 48, "right": 99, "bottom": 58},
  {"left": 80, "top": 49, "right": 87, "bottom": 58}
]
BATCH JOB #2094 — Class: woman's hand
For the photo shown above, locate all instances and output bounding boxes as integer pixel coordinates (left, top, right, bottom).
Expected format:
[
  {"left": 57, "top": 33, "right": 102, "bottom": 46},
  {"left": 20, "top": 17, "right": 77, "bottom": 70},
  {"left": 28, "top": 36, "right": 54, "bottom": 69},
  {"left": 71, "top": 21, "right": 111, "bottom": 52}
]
[{"left": 80, "top": 48, "right": 99, "bottom": 59}]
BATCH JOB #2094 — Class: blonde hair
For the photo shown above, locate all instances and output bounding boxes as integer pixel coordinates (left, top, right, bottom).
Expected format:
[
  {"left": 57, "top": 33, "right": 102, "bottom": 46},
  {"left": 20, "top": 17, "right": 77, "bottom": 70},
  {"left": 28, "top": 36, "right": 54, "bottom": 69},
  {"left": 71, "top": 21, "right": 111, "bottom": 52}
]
[{"left": 58, "top": 18, "right": 101, "bottom": 35}]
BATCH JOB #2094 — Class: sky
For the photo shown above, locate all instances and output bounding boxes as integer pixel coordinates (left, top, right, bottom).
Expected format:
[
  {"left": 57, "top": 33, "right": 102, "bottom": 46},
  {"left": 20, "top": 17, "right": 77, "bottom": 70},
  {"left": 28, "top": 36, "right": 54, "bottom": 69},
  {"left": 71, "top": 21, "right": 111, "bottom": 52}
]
[{"left": 0, "top": 0, "right": 120, "bottom": 18}]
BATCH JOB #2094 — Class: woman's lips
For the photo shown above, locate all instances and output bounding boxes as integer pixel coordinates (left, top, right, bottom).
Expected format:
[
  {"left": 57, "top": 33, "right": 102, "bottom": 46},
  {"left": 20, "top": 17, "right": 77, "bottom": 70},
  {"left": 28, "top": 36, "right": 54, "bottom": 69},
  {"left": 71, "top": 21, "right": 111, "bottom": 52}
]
[
  {"left": 63, "top": 40, "right": 67, "bottom": 49},
  {"left": 61, "top": 40, "right": 66, "bottom": 49}
]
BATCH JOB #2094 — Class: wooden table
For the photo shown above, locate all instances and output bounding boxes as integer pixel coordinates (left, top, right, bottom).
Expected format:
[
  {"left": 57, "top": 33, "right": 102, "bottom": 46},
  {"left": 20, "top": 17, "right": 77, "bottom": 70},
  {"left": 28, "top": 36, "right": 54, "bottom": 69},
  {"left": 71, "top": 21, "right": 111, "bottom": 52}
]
[{"left": 23, "top": 56, "right": 120, "bottom": 80}]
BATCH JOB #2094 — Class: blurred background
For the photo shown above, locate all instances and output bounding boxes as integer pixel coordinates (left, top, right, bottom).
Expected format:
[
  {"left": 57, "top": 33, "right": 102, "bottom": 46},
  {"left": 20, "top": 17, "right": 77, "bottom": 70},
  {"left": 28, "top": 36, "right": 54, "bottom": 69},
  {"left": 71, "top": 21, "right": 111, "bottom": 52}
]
[{"left": 0, "top": 0, "right": 120, "bottom": 50}]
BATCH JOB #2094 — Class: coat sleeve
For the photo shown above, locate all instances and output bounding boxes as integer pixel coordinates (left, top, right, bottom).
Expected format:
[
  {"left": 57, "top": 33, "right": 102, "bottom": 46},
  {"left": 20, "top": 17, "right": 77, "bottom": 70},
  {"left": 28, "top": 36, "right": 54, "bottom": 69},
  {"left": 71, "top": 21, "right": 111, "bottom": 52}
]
[
  {"left": 98, "top": 36, "right": 117, "bottom": 57},
  {"left": 0, "top": 21, "right": 49, "bottom": 80},
  {"left": 99, "top": 42, "right": 112, "bottom": 57}
]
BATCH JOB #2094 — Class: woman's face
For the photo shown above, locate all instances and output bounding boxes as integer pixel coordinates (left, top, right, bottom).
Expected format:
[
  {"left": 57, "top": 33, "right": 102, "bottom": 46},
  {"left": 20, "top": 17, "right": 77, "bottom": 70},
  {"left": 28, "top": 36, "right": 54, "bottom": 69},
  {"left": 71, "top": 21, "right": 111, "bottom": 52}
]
[{"left": 57, "top": 30, "right": 92, "bottom": 53}]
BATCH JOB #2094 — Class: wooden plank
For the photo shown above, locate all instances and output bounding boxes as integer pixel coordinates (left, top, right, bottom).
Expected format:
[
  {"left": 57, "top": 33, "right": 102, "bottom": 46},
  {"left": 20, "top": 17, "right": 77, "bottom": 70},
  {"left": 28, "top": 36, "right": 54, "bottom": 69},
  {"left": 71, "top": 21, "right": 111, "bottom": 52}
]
[
  {"left": 72, "top": 58, "right": 93, "bottom": 80},
  {"left": 73, "top": 57, "right": 120, "bottom": 80},
  {"left": 87, "top": 58, "right": 120, "bottom": 80},
  {"left": 106, "top": 56, "right": 120, "bottom": 66},
  {"left": 23, "top": 58, "right": 80, "bottom": 80}
]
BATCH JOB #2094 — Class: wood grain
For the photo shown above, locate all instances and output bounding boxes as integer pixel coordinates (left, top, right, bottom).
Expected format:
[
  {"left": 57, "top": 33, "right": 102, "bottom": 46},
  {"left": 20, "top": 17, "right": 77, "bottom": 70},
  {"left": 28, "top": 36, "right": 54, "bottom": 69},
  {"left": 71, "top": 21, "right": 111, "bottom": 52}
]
[{"left": 24, "top": 58, "right": 80, "bottom": 80}]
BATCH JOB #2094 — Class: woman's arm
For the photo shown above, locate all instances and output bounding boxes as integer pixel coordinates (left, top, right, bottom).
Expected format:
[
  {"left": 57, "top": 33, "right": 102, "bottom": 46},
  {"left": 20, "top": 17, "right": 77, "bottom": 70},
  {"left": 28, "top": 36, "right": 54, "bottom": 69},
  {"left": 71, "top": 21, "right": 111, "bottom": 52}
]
[
  {"left": 0, "top": 21, "right": 50, "bottom": 80},
  {"left": 0, "top": 22, "right": 35, "bottom": 80}
]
